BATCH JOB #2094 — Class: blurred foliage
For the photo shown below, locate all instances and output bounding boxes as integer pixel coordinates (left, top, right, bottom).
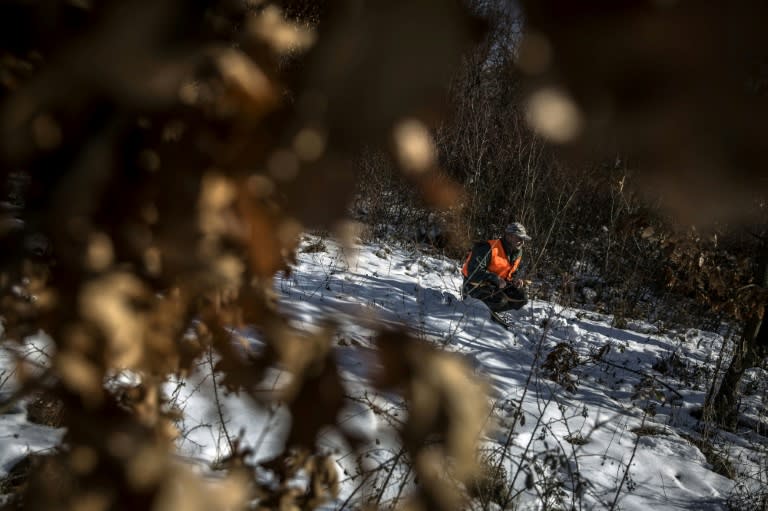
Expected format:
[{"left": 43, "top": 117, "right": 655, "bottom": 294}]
[{"left": 0, "top": 0, "right": 489, "bottom": 509}]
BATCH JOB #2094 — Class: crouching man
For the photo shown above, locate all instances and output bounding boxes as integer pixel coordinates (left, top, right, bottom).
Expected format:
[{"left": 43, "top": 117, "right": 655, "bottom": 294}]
[{"left": 461, "top": 222, "right": 531, "bottom": 312}]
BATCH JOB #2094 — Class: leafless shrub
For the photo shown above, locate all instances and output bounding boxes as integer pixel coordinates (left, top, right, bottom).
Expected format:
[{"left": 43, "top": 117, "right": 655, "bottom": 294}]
[
  {"left": 25, "top": 391, "right": 64, "bottom": 428},
  {"left": 541, "top": 342, "right": 580, "bottom": 393},
  {"left": 727, "top": 472, "right": 768, "bottom": 511},
  {"left": 563, "top": 433, "right": 588, "bottom": 446},
  {"left": 300, "top": 237, "right": 327, "bottom": 254},
  {"left": 467, "top": 449, "right": 513, "bottom": 510}
]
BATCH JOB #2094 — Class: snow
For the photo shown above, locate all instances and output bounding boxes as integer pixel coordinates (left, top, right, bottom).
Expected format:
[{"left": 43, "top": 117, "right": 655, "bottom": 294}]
[
  {"left": 1, "top": 232, "right": 766, "bottom": 509},
  {"left": 0, "top": 333, "right": 63, "bottom": 478}
]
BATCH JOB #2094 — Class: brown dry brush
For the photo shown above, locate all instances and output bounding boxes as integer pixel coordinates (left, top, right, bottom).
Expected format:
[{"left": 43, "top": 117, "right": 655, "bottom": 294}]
[{"left": 0, "top": 1, "right": 491, "bottom": 510}]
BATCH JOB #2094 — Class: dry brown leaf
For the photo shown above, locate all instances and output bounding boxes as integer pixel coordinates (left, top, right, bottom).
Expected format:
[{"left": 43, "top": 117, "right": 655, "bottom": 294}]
[
  {"left": 79, "top": 272, "right": 150, "bottom": 370},
  {"left": 374, "top": 329, "right": 488, "bottom": 509}
]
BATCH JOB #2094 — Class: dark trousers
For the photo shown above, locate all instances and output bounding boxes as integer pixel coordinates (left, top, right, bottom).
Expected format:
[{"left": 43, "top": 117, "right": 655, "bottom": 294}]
[{"left": 462, "top": 280, "right": 528, "bottom": 312}]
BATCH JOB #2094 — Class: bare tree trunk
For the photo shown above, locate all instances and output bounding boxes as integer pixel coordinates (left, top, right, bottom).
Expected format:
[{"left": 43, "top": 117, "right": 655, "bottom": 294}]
[
  {"left": 710, "top": 238, "right": 768, "bottom": 428},
  {"left": 710, "top": 315, "right": 766, "bottom": 428}
]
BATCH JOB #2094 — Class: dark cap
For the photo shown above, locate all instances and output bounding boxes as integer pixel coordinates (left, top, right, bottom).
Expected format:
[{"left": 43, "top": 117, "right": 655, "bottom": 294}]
[{"left": 505, "top": 222, "right": 531, "bottom": 240}]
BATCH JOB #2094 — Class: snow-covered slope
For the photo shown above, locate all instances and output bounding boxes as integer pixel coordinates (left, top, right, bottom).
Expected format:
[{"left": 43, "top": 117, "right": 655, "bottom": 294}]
[{"left": 2, "top": 233, "right": 766, "bottom": 510}]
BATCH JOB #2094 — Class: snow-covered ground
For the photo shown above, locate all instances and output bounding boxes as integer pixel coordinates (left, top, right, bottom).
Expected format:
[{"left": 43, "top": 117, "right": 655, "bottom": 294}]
[{"left": 1, "top": 233, "right": 766, "bottom": 510}]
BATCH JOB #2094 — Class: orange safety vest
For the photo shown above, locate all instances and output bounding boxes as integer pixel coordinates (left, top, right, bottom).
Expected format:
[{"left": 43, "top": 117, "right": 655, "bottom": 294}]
[{"left": 462, "top": 239, "right": 520, "bottom": 280}]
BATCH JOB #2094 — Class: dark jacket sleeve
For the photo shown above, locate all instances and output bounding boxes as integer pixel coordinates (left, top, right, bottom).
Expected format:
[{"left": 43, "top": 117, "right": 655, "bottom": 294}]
[{"left": 464, "top": 242, "right": 500, "bottom": 285}]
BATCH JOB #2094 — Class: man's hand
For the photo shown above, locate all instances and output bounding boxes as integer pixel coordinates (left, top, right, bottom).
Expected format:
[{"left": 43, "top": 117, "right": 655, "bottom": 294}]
[{"left": 497, "top": 276, "right": 507, "bottom": 289}]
